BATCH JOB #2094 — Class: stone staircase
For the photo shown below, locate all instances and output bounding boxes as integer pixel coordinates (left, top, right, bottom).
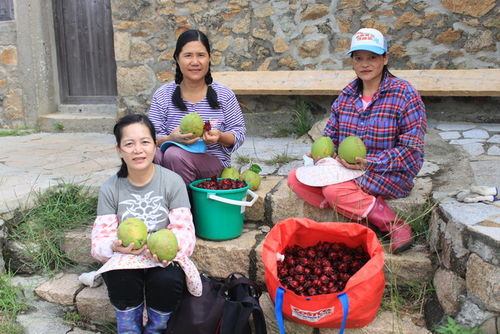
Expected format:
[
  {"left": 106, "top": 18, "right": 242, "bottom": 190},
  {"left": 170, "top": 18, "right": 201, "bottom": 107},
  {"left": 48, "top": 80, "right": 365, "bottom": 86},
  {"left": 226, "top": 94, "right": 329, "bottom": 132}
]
[{"left": 36, "top": 171, "right": 434, "bottom": 333}]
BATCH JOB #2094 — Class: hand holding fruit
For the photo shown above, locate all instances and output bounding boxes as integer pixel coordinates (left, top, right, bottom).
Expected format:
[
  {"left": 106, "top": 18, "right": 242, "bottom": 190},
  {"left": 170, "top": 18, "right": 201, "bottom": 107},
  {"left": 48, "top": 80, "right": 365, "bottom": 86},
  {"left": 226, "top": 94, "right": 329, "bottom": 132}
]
[
  {"left": 144, "top": 248, "right": 169, "bottom": 267},
  {"left": 202, "top": 128, "right": 221, "bottom": 145},
  {"left": 337, "top": 156, "right": 368, "bottom": 170},
  {"left": 171, "top": 126, "right": 200, "bottom": 145},
  {"left": 112, "top": 239, "right": 147, "bottom": 255}
]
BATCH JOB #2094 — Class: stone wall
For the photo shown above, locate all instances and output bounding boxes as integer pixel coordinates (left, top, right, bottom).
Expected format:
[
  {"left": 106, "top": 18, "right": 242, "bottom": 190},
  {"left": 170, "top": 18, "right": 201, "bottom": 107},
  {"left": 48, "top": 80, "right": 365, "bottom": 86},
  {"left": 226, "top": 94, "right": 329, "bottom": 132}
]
[
  {"left": 0, "top": 19, "right": 24, "bottom": 129},
  {"left": 112, "top": 0, "right": 499, "bottom": 114}
]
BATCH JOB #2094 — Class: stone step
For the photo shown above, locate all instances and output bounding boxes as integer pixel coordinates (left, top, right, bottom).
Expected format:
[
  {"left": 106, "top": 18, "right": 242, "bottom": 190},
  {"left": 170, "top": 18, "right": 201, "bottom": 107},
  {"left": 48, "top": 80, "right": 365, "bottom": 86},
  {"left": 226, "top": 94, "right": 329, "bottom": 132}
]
[
  {"left": 32, "top": 273, "right": 430, "bottom": 333},
  {"left": 39, "top": 113, "right": 116, "bottom": 133}
]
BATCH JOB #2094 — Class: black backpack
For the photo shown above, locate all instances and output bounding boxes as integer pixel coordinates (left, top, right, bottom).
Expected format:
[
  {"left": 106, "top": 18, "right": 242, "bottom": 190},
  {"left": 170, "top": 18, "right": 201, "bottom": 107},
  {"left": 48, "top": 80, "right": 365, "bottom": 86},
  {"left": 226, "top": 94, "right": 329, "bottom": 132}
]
[
  {"left": 165, "top": 272, "right": 267, "bottom": 334},
  {"left": 220, "top": 273, "right": 267, "bottom": 334}
]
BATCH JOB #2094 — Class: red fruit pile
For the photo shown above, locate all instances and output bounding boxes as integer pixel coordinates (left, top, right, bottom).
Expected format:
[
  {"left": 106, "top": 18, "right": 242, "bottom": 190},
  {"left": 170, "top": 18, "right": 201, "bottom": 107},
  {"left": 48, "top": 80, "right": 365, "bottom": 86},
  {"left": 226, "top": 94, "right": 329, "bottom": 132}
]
[
  {"left": 277, "top": 241, "right": 369, "bottom": 296},
  {"left": 195, "top": 177, "right": 247, "bottom": 190},
  {"left": 203, "top": 121, "right": 211, "bottom": 131}
]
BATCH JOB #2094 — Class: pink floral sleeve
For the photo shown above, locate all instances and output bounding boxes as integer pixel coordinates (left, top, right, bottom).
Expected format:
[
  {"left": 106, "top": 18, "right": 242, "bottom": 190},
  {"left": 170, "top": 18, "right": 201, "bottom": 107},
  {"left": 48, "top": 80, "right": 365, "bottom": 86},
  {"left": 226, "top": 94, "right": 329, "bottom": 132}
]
[
  {"left": 168, "top": 207, "right": 202, "bottom": 296},
  {"left": 167, "top": 207, "right": 196, "bottom": 256},
  {"left": 91, "top": 214, "right": 118, "bottom": 262}
]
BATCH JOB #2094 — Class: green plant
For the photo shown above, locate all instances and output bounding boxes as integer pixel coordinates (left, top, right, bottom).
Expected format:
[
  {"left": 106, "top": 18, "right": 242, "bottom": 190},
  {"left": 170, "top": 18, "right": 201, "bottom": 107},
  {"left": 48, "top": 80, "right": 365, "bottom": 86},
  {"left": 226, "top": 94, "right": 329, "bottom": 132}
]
[
  {"left": 274, "top": 126, "right": 291, "bottom": 137},
  {"left": 0, "top": 129, "right": 37, "bottom": 137},
  {"left": 64, "top": 310, "right": 84, "bottom": 327},
  {"left": 399, "top": 199, "right": 438, "bottom": 243},
  {"left": 54, "top": 122, "right": 64, "bottom": 131},
  {"left": 0, "top": 273, "right": 29, "bottom": 317},
  {"left": 266, "top": 152, "right": 294, "bottom": 165},
  {"left": 7, "top": 182, "right": 98, "bottom": 273},
  {"left": 292, "top": 97, "right": 313, "bottom": 136},
  {"left": 0, "top": 272, "right": 29, "bottom": 334},
  {"left": 0, "top": 319, "right": 24, "bottom": 334},
  {"left": 235, "top": 154, "right": 251, "bottom": 165},
  {"left": 435, "top": 317, "right": 482, "bottom": 334}
]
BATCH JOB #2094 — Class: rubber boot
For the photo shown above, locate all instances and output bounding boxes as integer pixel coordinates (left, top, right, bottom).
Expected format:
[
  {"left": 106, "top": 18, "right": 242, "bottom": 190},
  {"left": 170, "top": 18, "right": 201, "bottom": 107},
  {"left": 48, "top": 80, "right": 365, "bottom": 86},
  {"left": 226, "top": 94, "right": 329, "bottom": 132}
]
[
  {"left": 115, "top": 303, "right": 143, "bottom": 334},
  {"left": 144, "top": 307, "right": 172, "bottom": 334},
  {"left": 366, "top": 197, "right": 413, "bottom": 254}
]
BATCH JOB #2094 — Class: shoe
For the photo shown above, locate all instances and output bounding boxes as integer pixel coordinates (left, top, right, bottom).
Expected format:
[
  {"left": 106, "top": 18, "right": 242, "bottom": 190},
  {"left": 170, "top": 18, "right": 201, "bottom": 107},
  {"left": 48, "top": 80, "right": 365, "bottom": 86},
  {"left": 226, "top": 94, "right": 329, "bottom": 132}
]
[
  {"left": 144, "top": 306, "right": 172, "bottom": 334},
  {"left": 115, "top": 303, "right": 143, "bottom": 334},
  {"left": 366, "top": 197, "right": 413, "bottom": 254}
]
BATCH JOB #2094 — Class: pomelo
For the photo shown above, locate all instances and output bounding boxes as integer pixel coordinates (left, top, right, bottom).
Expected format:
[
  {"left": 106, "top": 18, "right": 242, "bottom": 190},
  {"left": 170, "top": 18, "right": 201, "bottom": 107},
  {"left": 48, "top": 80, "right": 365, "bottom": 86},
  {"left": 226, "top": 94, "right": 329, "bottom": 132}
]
[
  {"left": 240, "top": 170, "right": 261, "bottom": 190},
  {"left": 117, "top": 218, "right": 148, "bottom": 249},
  {"left": 311, "top": 136, "right": 335, "bottom": 160},
  {"left": 180, "top": 112, "right": 204, "bottom": 138},
  {"left": 338, "top": 136, "right": 367, "bottom": 164},
  {"left": 148, "top": 229, "right": 179, "bottom": 262},
  {"left": 220, "top": 166, "right": 240, "bottom": 179}
]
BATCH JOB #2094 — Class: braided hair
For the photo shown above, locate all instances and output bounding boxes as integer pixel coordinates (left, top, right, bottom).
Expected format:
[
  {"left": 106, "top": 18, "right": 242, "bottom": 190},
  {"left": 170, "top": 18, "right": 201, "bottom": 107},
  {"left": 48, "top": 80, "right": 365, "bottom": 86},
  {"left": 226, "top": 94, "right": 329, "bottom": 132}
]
[{"left": 172, "top": 29, "right": 219, "bottom": 111}]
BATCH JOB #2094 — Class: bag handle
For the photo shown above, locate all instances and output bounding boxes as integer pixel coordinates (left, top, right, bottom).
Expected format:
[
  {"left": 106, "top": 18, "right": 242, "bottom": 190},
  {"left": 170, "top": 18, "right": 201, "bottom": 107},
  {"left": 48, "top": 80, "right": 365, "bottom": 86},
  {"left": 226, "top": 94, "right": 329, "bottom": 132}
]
[
  {"left": 208, "top": 189, "right": 258, "bottom": 207},
  {"left": 274, "top": 287, "right": 349, "bottom": 334},
  {"left": 224, "top": 272, "right": 262, "bottom": 299}
]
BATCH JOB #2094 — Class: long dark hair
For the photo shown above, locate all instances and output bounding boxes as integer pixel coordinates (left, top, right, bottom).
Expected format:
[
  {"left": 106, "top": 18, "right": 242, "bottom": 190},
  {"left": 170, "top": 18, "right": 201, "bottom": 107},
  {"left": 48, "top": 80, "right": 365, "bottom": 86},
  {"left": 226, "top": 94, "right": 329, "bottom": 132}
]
[
  {"left": 113, "top": 114, "right": 157, "bottom": 178},
  {"left": 351, "top": 53, "right": 395, "bottom": 95},
  {"left": 172, "top": 29, "right": 219, "bottom": 111}
]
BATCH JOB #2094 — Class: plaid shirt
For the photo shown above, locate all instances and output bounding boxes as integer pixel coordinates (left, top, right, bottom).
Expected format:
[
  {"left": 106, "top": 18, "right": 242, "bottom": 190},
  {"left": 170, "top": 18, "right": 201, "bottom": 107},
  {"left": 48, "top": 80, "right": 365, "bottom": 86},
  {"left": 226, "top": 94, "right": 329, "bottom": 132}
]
[{"left": 324, "top": 75, "right": 427, "bottom": 198}]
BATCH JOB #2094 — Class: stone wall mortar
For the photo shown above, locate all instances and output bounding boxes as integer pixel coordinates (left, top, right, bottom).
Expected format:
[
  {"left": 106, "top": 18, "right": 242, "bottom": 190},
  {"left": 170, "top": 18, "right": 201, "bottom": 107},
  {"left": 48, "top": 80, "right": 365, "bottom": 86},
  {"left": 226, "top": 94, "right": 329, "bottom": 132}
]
[
  {"left": 110, "top": 0, "right": 499, "bottom": 114},
  {"left": 430, "top": 205, "right": 500, "bottom": 331}
]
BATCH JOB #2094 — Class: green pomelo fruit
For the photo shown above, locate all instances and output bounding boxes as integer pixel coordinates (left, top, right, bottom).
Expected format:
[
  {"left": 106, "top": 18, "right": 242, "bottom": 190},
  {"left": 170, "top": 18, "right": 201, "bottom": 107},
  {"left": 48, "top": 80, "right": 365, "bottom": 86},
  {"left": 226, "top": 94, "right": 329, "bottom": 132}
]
[
  {"left": 240, "top": 170, "right": 261, "bottom": 191},
  {"left": 220, "top": 166, "right": 240, "bottom": 179},
  {"left": 180, "top": 113, "right": 204, "bottom": 138},
  {"left": 117, "top": 218, "right": 148, "bottom": 249},
  {"left": 311, "top": 136, "right": 335, "bottom": 160},
  {"left": 148, "top": 229, "right": 179, "bottom": 262},
  {"left": 338, "top": 136, "right": 367, "bottom": 164}
]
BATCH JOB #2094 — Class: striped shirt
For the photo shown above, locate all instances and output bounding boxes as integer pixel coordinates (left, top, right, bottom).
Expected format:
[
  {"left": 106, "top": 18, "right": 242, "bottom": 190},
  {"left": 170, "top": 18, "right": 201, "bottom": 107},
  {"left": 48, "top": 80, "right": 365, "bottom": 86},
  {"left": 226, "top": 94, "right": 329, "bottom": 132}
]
[
  {"left": 148, "top": 81, "right": 246, "bottom": 167},
  {"left": 324, "top": 75, "right": 427, "bottom": 199}
]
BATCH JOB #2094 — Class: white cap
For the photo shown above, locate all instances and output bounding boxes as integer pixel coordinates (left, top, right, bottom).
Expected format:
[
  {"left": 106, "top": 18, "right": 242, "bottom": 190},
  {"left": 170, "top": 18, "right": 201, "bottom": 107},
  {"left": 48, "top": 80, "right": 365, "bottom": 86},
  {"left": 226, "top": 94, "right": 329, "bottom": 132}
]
[{"left": 347, "top": 28, "right": 387, "bottom": 55}]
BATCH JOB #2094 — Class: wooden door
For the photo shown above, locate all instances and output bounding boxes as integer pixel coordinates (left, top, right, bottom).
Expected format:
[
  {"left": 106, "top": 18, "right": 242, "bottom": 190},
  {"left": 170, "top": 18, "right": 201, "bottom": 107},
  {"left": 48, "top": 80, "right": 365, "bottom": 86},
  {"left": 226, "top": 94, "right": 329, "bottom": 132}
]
[{"left": 53, "top": 0, "right": 117, "bottom": 104}]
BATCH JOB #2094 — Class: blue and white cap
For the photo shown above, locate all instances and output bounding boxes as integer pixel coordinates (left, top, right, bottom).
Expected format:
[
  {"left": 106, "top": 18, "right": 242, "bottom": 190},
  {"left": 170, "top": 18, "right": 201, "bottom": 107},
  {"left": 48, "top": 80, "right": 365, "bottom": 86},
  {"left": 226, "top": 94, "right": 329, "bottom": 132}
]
[{"left": 347, "top": 28, "right": 387, "bottom": 55}]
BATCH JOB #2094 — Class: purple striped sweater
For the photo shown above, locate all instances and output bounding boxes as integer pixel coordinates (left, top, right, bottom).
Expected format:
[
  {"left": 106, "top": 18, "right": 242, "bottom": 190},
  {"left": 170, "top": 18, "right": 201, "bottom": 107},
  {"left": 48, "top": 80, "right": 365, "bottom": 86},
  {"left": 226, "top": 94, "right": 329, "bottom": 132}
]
[{"left": 148, "top": 81, "right": 246, "bottom": 167}]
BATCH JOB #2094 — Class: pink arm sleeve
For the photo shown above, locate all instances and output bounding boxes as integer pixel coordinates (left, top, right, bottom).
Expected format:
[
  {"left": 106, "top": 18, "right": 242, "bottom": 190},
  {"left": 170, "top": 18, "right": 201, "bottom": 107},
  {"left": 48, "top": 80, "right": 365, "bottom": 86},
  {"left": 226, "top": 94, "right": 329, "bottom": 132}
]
[
  {"left": 91, "top": 214, "right": 118, "bottom": 262},
  {"left": 167, "top": 207, "right": 196, "bottom": 257}
]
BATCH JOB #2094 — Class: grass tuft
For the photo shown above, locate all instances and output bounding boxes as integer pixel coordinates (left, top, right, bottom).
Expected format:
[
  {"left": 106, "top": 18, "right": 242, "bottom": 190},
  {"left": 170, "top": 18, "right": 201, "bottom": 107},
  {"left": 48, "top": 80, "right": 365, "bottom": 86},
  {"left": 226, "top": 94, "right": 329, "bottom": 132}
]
[
  {"left": 6, "top": 182, "right": 98, "bottom": 273},
  {"left": 0, "top": 272, "right": 29, "bottom": 334},
  {"left": 265, "top": 152, "right": 295, "bottom": 165},
  {"left": 434, "top": 316, "right": 483, "bottom": 334},
  {"left": 292, "top": 97, "right": 313, "bottom": 136}
]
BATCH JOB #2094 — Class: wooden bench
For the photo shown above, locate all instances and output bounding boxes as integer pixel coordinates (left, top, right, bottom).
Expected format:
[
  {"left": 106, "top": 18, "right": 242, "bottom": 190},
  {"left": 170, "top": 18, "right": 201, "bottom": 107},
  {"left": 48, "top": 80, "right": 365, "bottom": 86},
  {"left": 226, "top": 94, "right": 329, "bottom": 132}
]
[{"left": 213, "top": 69, "right": 500, "bottom": 97}]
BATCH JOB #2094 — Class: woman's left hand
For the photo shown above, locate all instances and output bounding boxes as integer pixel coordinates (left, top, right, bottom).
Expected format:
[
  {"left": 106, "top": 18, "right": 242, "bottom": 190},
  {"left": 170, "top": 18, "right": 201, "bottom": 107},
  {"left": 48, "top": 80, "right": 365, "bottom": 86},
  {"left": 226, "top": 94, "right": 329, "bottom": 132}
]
[
  {"left": 144, "top": 248, "right": 169, "bottom": 267},
  {"left": 202, "top": 129, "right": 221, "bottom": 145},
  {"left": 337, "top": 156, "right": 368, "bottom": 170}
]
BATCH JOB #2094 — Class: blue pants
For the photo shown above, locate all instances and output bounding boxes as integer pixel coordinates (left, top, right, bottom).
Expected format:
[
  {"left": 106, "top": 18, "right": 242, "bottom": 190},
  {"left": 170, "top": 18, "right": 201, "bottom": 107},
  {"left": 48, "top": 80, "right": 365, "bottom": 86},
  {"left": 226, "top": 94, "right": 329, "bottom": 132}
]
[{"left": 102, "top": 265, "right": 185, "bottom": 312}]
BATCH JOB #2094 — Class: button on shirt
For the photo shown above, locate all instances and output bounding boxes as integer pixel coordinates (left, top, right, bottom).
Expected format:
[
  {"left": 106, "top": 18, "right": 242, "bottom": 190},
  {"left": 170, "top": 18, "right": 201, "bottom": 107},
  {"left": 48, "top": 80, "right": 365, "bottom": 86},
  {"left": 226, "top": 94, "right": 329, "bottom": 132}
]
[{"left": 324, "top": 75, "right": 427, "bottom": 198}]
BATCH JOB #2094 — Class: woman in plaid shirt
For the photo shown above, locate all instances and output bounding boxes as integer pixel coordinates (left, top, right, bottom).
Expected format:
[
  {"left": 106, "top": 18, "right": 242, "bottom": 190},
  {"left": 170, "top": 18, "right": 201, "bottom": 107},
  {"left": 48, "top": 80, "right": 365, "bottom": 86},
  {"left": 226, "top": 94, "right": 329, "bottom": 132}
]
[{"left": 288, "top": 28, "right": 427, "bottom": 254}]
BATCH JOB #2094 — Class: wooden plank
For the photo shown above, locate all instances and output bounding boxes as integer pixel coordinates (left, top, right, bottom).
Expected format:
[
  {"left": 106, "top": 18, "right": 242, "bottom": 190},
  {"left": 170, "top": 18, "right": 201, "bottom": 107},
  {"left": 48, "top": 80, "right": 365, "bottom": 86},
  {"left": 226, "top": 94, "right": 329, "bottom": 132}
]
[{"left": 212, "top": 69, "right": 500, "bottom": 96}]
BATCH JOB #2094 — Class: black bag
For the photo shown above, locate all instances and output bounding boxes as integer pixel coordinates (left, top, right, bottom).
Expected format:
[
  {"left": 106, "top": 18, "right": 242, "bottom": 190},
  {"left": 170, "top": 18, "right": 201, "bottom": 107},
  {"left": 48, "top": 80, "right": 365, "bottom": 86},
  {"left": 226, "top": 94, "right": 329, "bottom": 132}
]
[
  {"left": 219, "top": 273, "right": 267, "bottom": 334},
  {"left": 165, "top": 272, "right": 267, "bottom": 334}
]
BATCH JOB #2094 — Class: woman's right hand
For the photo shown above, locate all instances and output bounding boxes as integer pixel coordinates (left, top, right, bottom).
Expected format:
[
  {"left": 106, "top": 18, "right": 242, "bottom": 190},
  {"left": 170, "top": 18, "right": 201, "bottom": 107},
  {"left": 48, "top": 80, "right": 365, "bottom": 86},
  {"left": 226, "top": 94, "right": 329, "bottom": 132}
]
[
  {"left": 169, "top": 126, "right": 200, "bottom": 145},
  {"left": 111, "top": 239, "right": 147, "bottom": 255}
]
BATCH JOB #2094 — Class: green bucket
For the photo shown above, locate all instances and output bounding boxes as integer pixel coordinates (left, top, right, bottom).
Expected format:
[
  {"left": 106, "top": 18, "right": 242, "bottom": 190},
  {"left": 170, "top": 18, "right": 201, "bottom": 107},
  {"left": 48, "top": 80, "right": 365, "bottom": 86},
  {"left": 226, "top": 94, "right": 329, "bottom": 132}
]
[{"left": 189, "top": 178, "right": 258, "bottom": 240}]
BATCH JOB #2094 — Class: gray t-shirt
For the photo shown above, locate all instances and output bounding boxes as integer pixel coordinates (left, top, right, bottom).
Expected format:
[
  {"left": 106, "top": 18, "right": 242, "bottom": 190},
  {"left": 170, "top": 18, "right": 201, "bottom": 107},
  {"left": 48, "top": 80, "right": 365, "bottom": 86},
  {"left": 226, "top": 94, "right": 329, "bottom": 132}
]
[{"left": 97, "top": 164, "right": 190, "bottom": 232}]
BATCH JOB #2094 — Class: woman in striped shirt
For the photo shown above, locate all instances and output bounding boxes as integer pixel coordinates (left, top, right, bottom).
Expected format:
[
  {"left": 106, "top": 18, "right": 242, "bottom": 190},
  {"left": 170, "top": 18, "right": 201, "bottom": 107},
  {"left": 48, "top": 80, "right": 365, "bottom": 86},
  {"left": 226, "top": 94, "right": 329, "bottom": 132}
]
[
  {"left": 148, "top": 29, "right": 246, "bottom": 184},
  {"left": 288, "top": 28, "right": 427, "bottom": 254}
]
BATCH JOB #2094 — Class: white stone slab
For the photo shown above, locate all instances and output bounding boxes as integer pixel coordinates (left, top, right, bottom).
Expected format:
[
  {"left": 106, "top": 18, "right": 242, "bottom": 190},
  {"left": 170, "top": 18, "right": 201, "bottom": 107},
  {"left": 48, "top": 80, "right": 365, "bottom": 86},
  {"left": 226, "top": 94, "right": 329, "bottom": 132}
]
[
  {"left": 487, "top": 135, "right": 500, "bottom": 144},
  {"left": 449, "top": 139, "right": 486, "bottom": 145},
  {"left": 460, "top": 143, "right": 485, "bottom": 156},
  {"left": 480, "top": 124, "right": 500, "bottom": 132},
  {"left": 436, "top": 123, "right": 476, "bottom": 131},
  {"left": 439, "top": 198, "right": 500, "bottom": 228},
  {"left": 463, "top": 129, "right": 490, "bottom": 139},
  {"left": 439, "top": 131, "right": 461, "bottom": 140},
  {"left": 487, "top": 146, "right": 500, "bottom": 156}
]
